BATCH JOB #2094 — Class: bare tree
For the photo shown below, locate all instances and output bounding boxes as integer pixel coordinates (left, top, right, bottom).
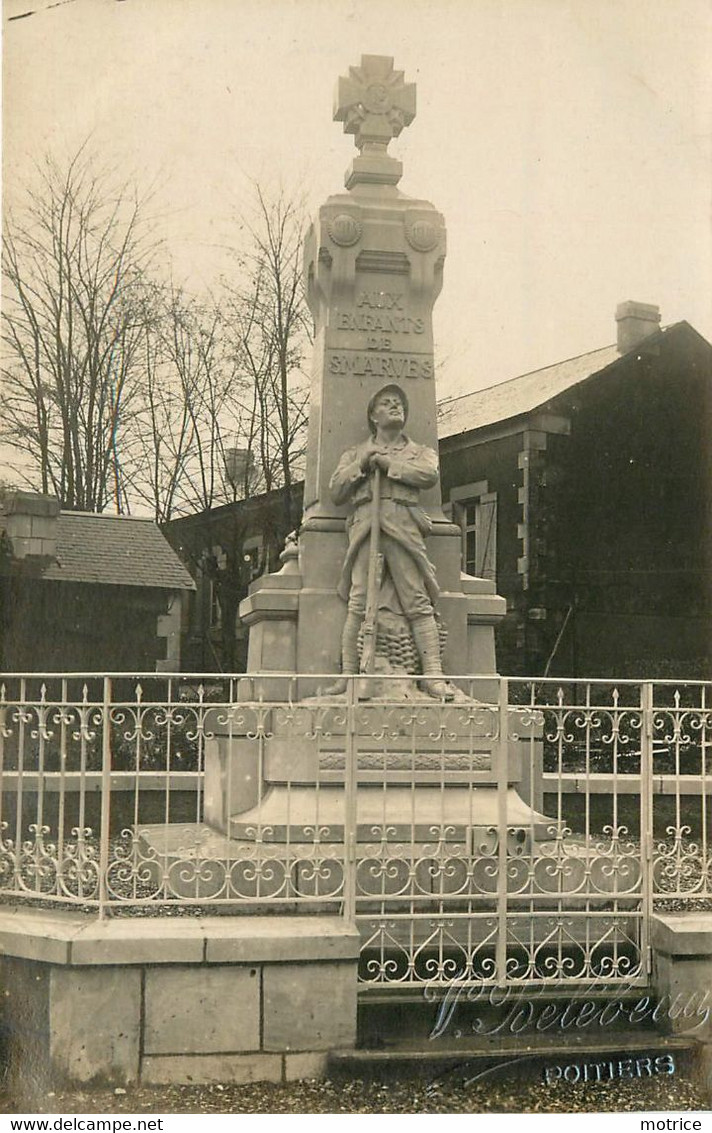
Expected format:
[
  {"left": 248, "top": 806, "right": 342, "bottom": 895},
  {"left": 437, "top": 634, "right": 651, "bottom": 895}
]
[
  {"left": 134, "top": 274, "right": 296, "bottom": 669},
  {"left": 225, "top": 184, "right": 311, "bottom": 531},
  {"left": 1, "top": 149, "right": 157, "bottom": 512},
  {"left": 2, "top": 157, "right": 311, "bottom": 670},
  {"left": 141, "top": 186, "right": 312, "bottom": 670},
  {"left": 126, "top": 287, "right": 239, "bottom": 522}
]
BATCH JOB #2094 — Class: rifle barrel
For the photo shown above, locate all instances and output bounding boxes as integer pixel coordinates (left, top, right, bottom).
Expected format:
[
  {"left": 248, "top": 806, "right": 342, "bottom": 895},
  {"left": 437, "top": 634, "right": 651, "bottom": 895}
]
[{"left": 361, "top": 464, "right": 382, "bottom": 674}]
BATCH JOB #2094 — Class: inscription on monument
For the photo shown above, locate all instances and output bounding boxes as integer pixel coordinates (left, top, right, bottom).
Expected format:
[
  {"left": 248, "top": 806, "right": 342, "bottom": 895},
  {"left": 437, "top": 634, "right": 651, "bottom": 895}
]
[
  {"left": 332, "top": 289, "right": 429, "bottom": 364},
  {"left": 303, "top": 54, "right": 444, "bottom": 510},
  {"left": 328, "top": 351, "right": 433, "bottom": 379},
  {"left": 335, "top": 311, "right": 425, "bottom": 336},
  {"left": 357, "top": 290, "right": 404, "bottom": 309}
]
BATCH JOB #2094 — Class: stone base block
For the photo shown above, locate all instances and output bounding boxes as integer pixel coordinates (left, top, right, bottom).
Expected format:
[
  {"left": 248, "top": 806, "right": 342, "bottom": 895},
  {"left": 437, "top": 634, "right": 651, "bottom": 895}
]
[
  {"left": 264, "top": 961, "right": 357, "bottom": 1052},
  {"left": 1, "top": 958, "right": 142, "bottom": 1088},
  {"left": 284, "top": 1051, "right": 330, "bottom": 1080},
  {"left": 51, "top": 967, "right": 141, "bottom": 1085},
  {"left": 141, "top": 1052, "right": 283, "bottom": 1086},
  {"left": 651, "top": 913, "right": 712, "bottom": 1041},
  {"left": 1, "top": 957, "right": 53, "bottom": 1095},
  {"left": 144, "top": 966, "right": 260, "bottom": 1054},
  {"left": 653, "top": 952, "right": 712, "bottom": 1038},
  {"left": 651, "top": 913, "right": 712, "bottom": 1104}
]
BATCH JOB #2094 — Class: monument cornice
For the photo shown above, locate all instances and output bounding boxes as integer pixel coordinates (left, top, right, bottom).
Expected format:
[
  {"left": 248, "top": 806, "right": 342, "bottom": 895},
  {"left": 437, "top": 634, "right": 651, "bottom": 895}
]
[{"left": 305, "top": 195, "right": 446, "bottom": 316}]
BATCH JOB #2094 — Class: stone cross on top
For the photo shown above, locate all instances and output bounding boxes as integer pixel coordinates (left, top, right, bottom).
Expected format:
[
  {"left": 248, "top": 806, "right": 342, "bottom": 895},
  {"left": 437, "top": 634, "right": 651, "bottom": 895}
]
[{"left": 334, "top": 55, "right": 416, "bottom": 188}]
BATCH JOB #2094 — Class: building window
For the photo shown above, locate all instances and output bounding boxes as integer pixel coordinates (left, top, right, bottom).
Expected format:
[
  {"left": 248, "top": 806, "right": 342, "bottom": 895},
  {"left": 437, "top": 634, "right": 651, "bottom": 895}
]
[
  {"left": 209, "top": 579, "right": 222, "bottom": 629},
  {"left": 450, "top": 482, "right": 498, "bottom": 584},
  {"left": 242, "top": 537, "right": 263, "bottom": 582}
]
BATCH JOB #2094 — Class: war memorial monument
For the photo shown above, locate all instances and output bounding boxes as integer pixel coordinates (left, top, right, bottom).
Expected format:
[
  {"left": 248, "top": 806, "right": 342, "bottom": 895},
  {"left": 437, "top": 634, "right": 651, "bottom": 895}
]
[
  {"left": 1, "top": 55, "right": 709, "bottom": 1095},
  {"left": 199, "top": 54, "right": 544, "bottom": 853}
]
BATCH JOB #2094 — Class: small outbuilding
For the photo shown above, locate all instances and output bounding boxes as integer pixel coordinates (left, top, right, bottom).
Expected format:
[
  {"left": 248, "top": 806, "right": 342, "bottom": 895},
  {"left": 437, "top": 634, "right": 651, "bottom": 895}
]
[{"left": 0, "top": 493, "right": 195, "bottom": 672}]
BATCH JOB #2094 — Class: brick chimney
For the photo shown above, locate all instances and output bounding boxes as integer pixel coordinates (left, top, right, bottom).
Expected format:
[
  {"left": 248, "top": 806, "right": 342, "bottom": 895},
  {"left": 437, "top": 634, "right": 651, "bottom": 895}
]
[
  {"left": 615, "top": 301, "right": 661, "bottom": 354},
  {"left": 1, "top": 491, "right": 60, "bottom": 560}
]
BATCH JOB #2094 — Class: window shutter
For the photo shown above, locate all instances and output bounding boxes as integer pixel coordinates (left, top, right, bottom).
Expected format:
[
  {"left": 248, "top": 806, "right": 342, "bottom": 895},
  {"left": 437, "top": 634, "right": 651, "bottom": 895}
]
[{"left": 476, "top": 494, "right": 497, "bottom": 582}]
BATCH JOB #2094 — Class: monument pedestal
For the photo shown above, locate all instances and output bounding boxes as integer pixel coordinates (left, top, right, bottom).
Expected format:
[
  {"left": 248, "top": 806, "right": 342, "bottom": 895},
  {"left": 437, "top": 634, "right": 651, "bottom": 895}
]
[
  {"left": 240, "top": 524, "right": 507, "bottom": 702},
  {"left": 200, "top": 699, "right": 549, "bottom": 862}
]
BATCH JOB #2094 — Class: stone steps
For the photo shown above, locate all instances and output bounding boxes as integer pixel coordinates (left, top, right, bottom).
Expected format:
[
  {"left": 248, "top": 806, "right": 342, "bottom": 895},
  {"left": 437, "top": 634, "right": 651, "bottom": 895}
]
[
  {"left": 358, "top": 986, "right": 658, "bottom": 1038},
  {"left": 332, "top": 983, "right": 706, "bottom": 1083},
  {"left": 328, "top": 1030, "right": 699, "bottom": 1083}
]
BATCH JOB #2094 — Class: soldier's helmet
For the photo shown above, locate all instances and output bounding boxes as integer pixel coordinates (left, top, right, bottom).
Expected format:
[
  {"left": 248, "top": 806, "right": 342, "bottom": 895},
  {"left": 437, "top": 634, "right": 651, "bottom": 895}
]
[{"left": 367, "top": 384, "right": 409, "bottom": 435}]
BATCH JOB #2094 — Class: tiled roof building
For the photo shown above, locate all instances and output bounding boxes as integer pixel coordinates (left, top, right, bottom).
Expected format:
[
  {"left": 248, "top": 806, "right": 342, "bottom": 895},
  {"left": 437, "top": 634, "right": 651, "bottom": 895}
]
[
  {"left": 437, "top": 307, "right": 712, "bottom": 676},
  {"left": 0, "top": 497, "right": 194, "bottom": 672},
  {"left": 44, "top": 512, "right": 195, "bottom": 590}
]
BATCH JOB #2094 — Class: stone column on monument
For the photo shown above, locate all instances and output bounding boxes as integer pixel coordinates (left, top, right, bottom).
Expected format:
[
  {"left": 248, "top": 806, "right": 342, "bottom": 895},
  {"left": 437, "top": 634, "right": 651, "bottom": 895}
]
[
  {"left": 302, "top": 55, "right": 442, "bottom": 519},
  {"left": 239, "top": 55, "right": 505, "bottom": 698}
]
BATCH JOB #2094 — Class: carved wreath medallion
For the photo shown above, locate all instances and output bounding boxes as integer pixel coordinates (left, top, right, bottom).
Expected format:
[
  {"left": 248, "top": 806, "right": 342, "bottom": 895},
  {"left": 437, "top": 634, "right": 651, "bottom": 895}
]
[
  {"left": 405, "top": 217, "right": 440, "bottom": 252},
  {"left": 328, "top": 213, "right": 363, "bottom": 247}
]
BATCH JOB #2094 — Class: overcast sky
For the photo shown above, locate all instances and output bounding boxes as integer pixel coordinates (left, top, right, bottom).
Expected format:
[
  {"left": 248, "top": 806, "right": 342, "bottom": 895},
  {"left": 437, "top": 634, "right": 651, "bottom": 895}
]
[{"left": 3, "top": 0, "right": 711, "bottom": 402}]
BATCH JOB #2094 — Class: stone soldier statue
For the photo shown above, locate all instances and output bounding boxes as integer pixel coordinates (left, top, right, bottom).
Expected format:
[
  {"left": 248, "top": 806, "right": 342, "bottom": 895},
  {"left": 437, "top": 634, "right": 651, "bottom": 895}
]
[{"left": 327, "top": 383, "right": 454, "bottom": 699}]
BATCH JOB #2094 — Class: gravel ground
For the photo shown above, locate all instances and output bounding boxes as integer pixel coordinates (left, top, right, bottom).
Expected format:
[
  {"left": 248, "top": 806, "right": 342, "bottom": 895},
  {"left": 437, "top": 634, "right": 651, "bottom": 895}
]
[{"left": 1, "top": 1071, "right": 708, "bottom": 1115}]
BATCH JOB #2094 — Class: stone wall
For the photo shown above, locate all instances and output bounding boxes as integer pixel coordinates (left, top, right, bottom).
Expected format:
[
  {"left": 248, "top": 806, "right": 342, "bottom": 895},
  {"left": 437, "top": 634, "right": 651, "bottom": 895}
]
[
  {"left": 0, "top": 908, "right": 359, "bottom": 1088},
  {"left": 651, "top": 913, "right": 712, "bottom": 1101}
]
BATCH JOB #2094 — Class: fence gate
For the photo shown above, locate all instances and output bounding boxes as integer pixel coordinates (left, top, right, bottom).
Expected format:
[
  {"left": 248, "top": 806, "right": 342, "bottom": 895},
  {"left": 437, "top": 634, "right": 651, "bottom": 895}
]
[{"left": 354, "top": 678, "right": 656, "bottom": 993}]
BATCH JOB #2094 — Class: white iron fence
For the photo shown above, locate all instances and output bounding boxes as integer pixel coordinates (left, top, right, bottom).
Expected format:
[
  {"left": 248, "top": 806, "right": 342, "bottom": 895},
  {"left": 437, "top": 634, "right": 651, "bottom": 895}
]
[{"left": 0, "top": 673, "right": 709, "bottom": 988}]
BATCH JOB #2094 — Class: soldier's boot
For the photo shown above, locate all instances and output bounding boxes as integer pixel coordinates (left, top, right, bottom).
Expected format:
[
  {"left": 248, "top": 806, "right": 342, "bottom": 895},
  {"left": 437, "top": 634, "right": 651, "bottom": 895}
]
[
  {"left": 322, "top": 611, "right": 361, "bottom": 696},
  {"left": 411, "top": 614, "right": 455, "bottom": 701}
]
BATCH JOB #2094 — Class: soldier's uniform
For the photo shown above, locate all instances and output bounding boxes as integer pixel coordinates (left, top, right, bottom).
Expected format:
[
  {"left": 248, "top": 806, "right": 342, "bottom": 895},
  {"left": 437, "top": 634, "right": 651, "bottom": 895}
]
[
  {"left": 329, "top": 434, "right": 439, "bottom": 619},
  {"left": 327, "top": 386, "right": 453, "bottom": 699}
]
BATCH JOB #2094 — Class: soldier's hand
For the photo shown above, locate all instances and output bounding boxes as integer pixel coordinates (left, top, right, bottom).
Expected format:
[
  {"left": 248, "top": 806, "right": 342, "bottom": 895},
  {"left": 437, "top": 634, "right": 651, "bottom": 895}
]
[
  {"left": 360, "top": 440, "right": 380, "bottom": 473},
  {"left": 371, "top": 453, "right": 391, "bottom": 473}
]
